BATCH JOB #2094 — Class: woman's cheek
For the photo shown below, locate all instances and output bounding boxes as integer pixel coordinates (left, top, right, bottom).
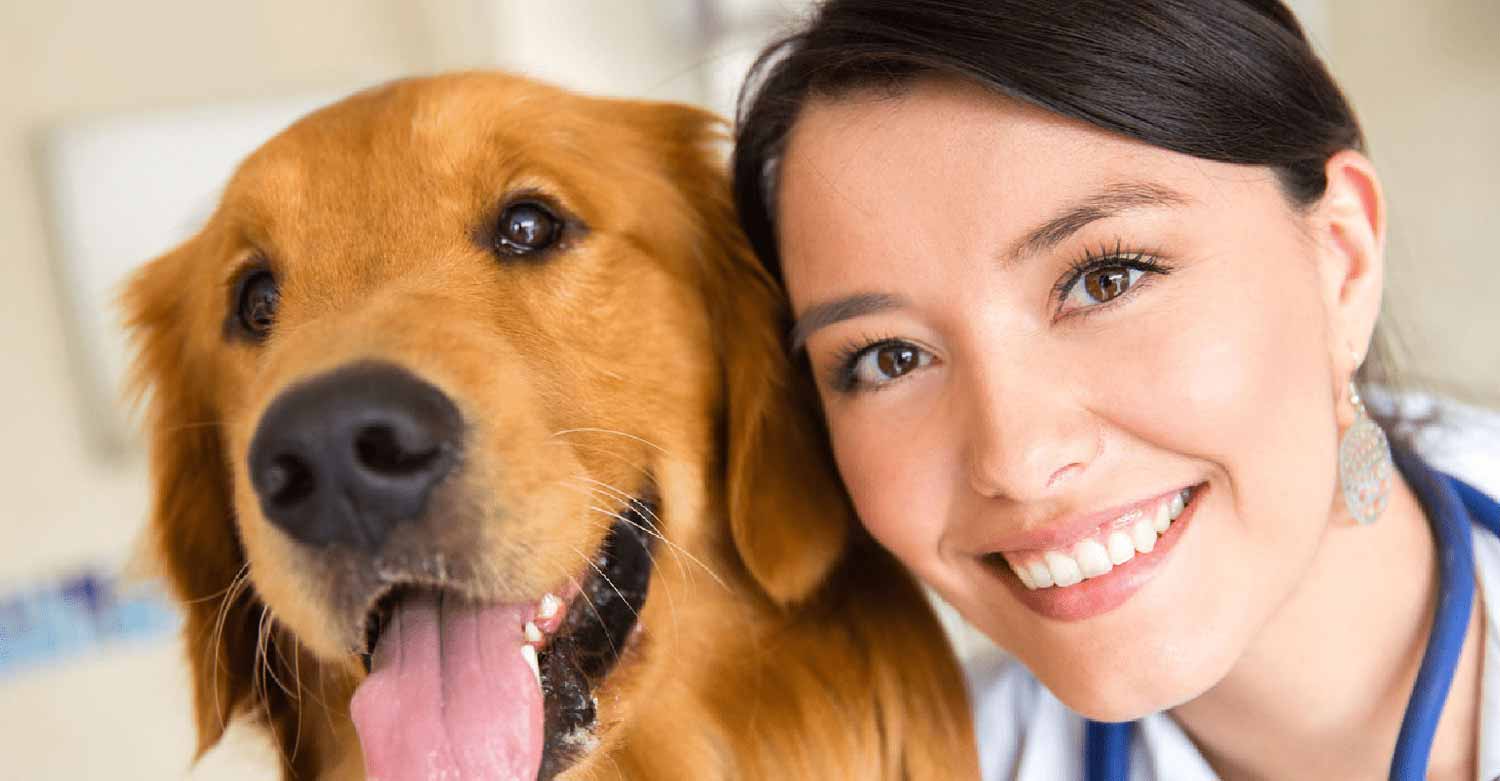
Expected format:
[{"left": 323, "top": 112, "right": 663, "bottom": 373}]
[
  {"left": 1113, "top": 252, "right": 1339, "bottom": 541},
  {"left": 826, "top": 397, "right": 953, "bottom": 568}
]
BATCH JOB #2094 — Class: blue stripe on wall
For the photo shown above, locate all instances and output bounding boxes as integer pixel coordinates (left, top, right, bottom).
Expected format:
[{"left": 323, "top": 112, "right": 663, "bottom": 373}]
[{"left": 0, "top": 569, "right": 180, "bottom": 678}]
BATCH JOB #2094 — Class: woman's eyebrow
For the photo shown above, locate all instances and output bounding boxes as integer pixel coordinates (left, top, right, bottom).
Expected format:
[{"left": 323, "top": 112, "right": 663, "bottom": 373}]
[
  {"left": 1005, "top": 181, "right": 1191, "bottom": 263},
  {"left": 789, "top": 292, "right": 906, "bottom": 353},
  {"left": 785, "top": 183, "right": 1188, "bottom": 352}
]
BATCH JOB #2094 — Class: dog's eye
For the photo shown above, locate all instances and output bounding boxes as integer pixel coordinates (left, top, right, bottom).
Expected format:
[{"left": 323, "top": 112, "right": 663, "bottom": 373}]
[
  {"left": 494, "top": 202, "right": 561, "bottom": 256},
  {"left": 236, "top": 270, "right": 280, "bottom": 339}
]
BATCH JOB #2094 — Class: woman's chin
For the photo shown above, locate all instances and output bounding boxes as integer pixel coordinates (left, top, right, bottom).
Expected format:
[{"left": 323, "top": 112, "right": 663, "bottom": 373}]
[{"left": 1034, "top": 650, "right": 1232, "bottom": 722}]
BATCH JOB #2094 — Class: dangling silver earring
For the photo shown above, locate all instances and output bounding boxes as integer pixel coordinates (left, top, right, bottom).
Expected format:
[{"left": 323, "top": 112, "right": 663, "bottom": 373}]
[{"left": 1339, "top": 381, "right": 1393, "bottom": 525}]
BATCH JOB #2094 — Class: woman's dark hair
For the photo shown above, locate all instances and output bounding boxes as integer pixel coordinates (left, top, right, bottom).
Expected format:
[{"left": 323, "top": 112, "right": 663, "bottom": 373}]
[
  {"left": 732, "top": 0, "right": 1364, "bottom": 285},
  {"left": 731, "top": 0, "right": 1410, "bottom": 400}
]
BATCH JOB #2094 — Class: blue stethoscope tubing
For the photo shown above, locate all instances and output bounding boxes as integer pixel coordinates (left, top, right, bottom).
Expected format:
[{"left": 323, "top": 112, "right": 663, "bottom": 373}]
[{"left": 1084, "top": 455, "right": 1500, "bottom": 781}]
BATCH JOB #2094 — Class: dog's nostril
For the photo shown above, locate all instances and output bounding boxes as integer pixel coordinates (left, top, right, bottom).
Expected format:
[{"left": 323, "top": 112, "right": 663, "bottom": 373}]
[
  {"left": 354, "top": 423, "right": 441, "bottom": 477},
  {"left": 265, "top": 453, "right": 317, "bottom": 507}
]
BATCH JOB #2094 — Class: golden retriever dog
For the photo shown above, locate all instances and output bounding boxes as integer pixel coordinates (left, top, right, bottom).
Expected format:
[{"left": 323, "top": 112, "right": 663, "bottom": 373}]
[{"left": 124, "top": 72, "right": 976, "bottom": 780}]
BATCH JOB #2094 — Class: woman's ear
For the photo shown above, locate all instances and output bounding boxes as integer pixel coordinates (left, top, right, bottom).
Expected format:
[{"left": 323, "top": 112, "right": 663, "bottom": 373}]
[
  {"left": 123, "top": 238, "right": 262, "bottom": 756},
  {"left": 1312, "top": 149, "right": 1387, "bottom": 378}
]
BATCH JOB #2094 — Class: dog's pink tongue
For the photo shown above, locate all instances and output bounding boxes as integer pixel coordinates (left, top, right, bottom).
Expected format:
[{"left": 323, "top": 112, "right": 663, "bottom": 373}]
[{"left": 350, "top": 592, "right": 542, "bottom": 781}]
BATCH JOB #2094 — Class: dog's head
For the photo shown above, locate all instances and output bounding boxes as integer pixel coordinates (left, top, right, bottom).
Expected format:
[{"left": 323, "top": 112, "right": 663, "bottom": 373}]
[{"left": 124, "top": 73, "right": 853, "bottom": 778}]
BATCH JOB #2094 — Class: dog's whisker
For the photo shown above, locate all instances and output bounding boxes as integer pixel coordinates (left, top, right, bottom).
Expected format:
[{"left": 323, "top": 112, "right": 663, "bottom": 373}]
[
  {"left": 259, "top": 609, "right": 310, "bottom": 772},
  {"left": 562, "top": 478, "right": 672, "bottom": 546},
  {"left": 571, "top": 484, "right": 704, "bottom": 607},
  {"left": 569, "top": 481, "right": 714, "bottom": 654},
  {"left": 252, "top": 606, "right": 293, "bottom": 771},
  {"left": 579, "top": 508, "right": 680, "bottom": 612},
  {"left": 561, "top": 479, "right": 688, "bottom": 576},
  {"left": 579, "top": 511, "right": 685, "bottom": 658},
  {"left": 549, "top": 441, "right": 657, "bottom": 485},
  {"left": 152, "top": 419, "right": 225, "bottom": 436},
  {"left": 183, "top": 563, "right": 251, "bottom": 604},
  {"left": 548, "top": 427, "right": 671, "bottom": 457},
  {"left": 278, "top": 635, "right": 335, "bottom": 722},
  {"left": 536, "top": 551, "right": 633, "bottom": 682},
  {"left": 553, "top": 552, "right": 621, "bottom": 659},
  {"left": 568, "top": 478, "right": 728, "bottom": 592},
  {"left": 270, "top": 624, "right": 300, "bottom": 702},
  {"left": 602, "top": 749, "right": 627, "bottom": 780},
  {"left": 568, "top": 542, "right": 639, "bottom": 630},
  {"left": 294, "top": 643, "right": 311, "bottom": 735},
  {"left": 318, "top": 663, "right": 338, "bottom": 739},
  {"left": 570, "top": 476, "right": 673, "bottom": 537},
  {"left": 208, "top": 563, "right": 252, "bottom": 732},
  {"left": 583, "top": 504, "right": 691, "bottom": 588},
  {"left": 258, "top": 607, "right": 299, "bottom": 707},
  {"left": 283, "top": 626, "right": 306, "bottom": 763},
  {"left": 258, "top": 602, "right": 289, "bottom": 701}
]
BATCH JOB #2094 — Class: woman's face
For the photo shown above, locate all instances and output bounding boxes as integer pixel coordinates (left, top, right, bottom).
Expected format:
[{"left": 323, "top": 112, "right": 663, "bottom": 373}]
[{"left": 776, "top": 78, "right": 1377, "bottom": 718}]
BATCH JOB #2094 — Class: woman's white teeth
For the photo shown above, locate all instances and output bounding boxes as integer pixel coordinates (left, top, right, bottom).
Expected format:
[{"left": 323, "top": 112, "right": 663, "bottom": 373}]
[
  {"left": 1074, "top": 539, "right": 1112, "bottom": 578},
  {"left": 1152, "top": 498, "right": 1172, "bottom": 534},
  {"left": 1006, "top": 487, "right": 1195, "bottom": 590},
  {"left": 1044, "top": 550, "right": 1083, "bottom": 587},
  {"left": 1131, "top": 517, "right": 1157, "bottom": 553}
]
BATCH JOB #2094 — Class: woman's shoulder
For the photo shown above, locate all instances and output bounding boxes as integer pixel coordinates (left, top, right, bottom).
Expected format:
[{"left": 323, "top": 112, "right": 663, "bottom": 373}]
[{"left": 1378, "top": 390, "right": 1500, "bottom": 496}]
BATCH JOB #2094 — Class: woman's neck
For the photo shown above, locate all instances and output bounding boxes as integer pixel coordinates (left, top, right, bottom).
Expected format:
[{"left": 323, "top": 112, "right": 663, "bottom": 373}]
[{"left": 1168, "top": 475, "right": 1483, "bottom": 780}]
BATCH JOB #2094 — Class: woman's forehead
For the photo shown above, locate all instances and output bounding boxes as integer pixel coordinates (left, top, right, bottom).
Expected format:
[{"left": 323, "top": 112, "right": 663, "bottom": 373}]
[
  {"left": 783, "top": 78, "right": 1260, "bottom": 218},
  {"left": 775, "top": 78, "right": 1281, "bottom": 287}
]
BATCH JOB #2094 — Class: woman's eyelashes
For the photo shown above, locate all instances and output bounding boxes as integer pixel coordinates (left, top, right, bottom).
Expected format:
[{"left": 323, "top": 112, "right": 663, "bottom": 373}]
[
  {"left": 830, "top": 338, "right": 936, "bottom": 393},
  {"left": 824, "top": 244, "right": 1171, "bottom": 394},
  {"left": 1054, "top": 243, "right": 1172, "bottom": 317}
]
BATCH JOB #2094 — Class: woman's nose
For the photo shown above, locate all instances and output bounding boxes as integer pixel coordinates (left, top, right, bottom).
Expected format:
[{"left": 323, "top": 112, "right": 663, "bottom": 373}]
[{"left": 963, "top": 363, "right": 1099, "bottom": 502}]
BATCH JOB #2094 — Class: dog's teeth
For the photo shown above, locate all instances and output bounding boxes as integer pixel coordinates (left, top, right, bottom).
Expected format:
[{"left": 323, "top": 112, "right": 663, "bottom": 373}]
[
  {"left": 520, "top": 644, "right": 541, "bottom": 689},
  {"left": 524, "top": 621, "right": 543, "bottom": 644},
  {"left": 538, "top": 593, "right": 561, "bottom": 620}
]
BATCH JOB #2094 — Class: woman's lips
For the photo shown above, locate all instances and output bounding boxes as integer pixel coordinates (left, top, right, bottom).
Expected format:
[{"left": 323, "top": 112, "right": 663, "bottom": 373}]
[
  {"left": 981, "top": 483, "right": 1207, "bottom": 621},
  {"left": 999, "top": 486, "right": 1195, "bottom": 588}
]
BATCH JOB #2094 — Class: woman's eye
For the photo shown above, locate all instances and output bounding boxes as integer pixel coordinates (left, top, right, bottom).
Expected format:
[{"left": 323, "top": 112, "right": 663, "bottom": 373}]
[
  {"left": 1061, "top": 264, "right": 1146, "bottom": 311},
  {"left": 236, "top": 270, "right": 280, "bottom": 340},
  {"left": 845, "top": 341, "right": 933, "bottom": 389}
]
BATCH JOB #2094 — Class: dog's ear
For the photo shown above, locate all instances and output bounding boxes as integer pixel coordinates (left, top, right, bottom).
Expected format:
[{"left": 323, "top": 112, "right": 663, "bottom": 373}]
[
  {"left": 634, "top": 102, "right": 853, "bottom": 606},
  {"left": 716, "top": 247, "right": 853, "bottom": 607},
  {"left": 123, "top": 236, "right": 262, "bottom": 756}
]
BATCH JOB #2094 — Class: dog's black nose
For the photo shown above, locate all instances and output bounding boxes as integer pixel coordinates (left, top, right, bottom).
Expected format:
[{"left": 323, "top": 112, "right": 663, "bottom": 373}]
[{"left": 248, "top": 362, "right": 462, "bottom": 550}]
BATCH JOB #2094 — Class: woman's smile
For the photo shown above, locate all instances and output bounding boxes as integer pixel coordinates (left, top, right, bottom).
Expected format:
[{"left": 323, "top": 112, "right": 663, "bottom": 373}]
[{"left": 979, "top": 483, "right": 1204, "bottom": 621}]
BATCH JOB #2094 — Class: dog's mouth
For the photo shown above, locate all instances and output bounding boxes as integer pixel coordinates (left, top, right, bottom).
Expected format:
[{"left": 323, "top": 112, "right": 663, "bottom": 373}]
[{"left": 349, "top": 497, "right": 655, "bottom": 780}]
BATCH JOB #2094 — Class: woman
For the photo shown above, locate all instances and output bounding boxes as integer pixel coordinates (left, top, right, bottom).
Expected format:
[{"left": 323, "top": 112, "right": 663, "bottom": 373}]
[{"left": 731, "top": 1, "right": 1500, "bottom": 778}]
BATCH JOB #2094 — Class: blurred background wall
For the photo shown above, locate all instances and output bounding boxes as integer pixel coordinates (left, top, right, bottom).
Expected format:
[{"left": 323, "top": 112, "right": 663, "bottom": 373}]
[{"left": 0, "top": 1, "right": 1494, "bottom": 777}]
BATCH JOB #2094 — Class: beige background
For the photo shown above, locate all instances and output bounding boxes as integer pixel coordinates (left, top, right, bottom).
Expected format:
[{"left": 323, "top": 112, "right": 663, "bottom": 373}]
[{"left": 0, "top": 1, "right": 1495, "bottom": 777}]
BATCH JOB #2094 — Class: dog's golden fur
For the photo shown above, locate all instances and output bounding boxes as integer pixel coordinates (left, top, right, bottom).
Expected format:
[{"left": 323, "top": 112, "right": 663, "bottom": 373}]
[{"left": 124, "top": 72, "right": 977, "bottom": 779}]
